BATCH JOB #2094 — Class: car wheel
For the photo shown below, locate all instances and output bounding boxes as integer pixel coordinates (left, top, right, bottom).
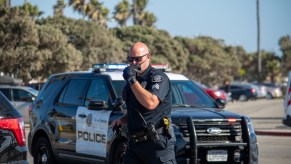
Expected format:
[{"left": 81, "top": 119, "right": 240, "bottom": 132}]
[
  {"left": 239, "top": 94, "right": 247, "bottom": 101},
  {"left": 33, "top": 137, "right": 56, "bottom": 164},
  {"left": 113, "top": 141, "right": 127, "bottom": 164},
  {"left": 266, "top": 93, "right": 273, "bottom": 100}
]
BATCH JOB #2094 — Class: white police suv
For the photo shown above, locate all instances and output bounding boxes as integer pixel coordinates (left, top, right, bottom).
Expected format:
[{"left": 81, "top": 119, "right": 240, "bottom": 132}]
[{"left": 28, "top": 64, "right": 258, "bottom": 164}]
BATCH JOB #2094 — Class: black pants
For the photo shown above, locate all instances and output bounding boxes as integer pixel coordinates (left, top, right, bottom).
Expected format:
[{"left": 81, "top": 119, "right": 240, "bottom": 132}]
[{"left": 124, "top": 133, "right": 176, "bottom": 164}]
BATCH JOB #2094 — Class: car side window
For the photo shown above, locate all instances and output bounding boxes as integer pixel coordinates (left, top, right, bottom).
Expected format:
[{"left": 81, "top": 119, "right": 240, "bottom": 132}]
[
  {"left": 85, "top": 79, "right": 110, "bottom": 106},
  {"left": 58, "top": 79, "right": 89, "bottom": 105},
  {"left": 0, "top": 89, "right": 11, "bottom": 101},
  {"left": 39, "top": 78, "right": 62, "bottom": 100},
  {"left": 12, "top": 89, "right": 33, "bottom": 102}
]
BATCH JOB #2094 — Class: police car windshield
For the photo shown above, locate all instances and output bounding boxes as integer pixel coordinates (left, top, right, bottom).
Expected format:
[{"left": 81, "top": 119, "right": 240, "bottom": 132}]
[
  {"left": 112, "top": 80, "right": 217, "bottom": 108},
  {"left": 171, "top": 80, "right": 217, "bottom": 108}
]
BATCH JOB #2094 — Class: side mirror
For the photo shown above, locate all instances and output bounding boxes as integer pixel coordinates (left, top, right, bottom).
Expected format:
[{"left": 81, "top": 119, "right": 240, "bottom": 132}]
[
  {"left": 113, "top": 97, "right": 125, "bottom": 111},
  {"left": 215, "top": 98, "right": 226, "bottom": 108},
  {"left": 87, "top": 100, "right": 108, "bottom": 110}
]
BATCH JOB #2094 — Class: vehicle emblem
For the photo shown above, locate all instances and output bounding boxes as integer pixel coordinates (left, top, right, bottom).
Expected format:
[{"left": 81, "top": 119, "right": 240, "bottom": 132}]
[
  {"left": 86, "top": 113, "right": 93, "bottom": 127},
  {"left": 207, "top": 127, "right": 222, "bottom": 134}
]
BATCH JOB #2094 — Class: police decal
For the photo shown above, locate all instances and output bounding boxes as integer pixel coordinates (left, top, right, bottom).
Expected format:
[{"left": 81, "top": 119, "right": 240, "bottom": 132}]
[
  {"left": 76, "top": 106, "right": 112, "bottom": 157},
  {"left": 152, "top": 75, "right": 163, "bottom": 82}
]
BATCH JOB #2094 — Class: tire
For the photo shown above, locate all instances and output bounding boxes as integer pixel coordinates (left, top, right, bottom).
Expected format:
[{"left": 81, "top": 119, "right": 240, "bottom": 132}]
[
  {"left": 266, "top": 93, "right": 273, "bottom": 100},
  {"left": 238, "top": 94, "right": 247, "bottom": 101},
  {"left": 33, "top": 137, "right": 56, "bottom": 164},
  {"left": 112, "top": 141, "right": 127, "bottom": 164}
]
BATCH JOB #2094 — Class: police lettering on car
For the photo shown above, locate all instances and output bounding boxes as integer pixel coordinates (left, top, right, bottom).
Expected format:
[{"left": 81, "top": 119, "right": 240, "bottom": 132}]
[{"left": 76, "top": 106, "right": 111, "bottom": 157}]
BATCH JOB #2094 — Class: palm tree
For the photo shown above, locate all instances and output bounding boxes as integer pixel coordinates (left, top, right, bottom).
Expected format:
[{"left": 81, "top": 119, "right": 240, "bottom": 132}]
[
  {"left": 69, "top": 0, "right": 87, "bottom": 18},
  {"left": 132, "top": 0, "right": 148, "bottom": 25},
  {"left": 85, "top": 0, "right": 109, "bottom": 27},
  {"left": 113, "top": 0, "right": 131, "bottom": 27},
  {"left": 53, "top": 0, "right": 66, "bottom": 17},
  {"left": 140, "top": 11, "right": 157, "bottom": 27},
  {"left": 19, "top": 2, "right": 43, "bottom": 19}
]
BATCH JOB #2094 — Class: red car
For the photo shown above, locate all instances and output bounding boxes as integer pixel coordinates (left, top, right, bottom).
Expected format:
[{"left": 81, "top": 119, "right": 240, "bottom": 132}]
[{"left": 193, "top": 81, "right": 228, "bottom": 103}]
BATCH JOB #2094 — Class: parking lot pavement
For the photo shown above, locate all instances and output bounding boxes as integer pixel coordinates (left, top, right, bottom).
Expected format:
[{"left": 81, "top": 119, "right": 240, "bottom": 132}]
[{"left": 226, "top": 99, "right": 291, "bottom": 137}]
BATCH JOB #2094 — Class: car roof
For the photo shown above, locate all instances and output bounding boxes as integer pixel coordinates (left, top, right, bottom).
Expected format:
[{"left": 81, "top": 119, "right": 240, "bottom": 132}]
[
  {"left": 0, "top": 85, "right": 39, "bottom": 95},
  {"left": 102, "top": 71, "right": 189, "bottom": 81}
]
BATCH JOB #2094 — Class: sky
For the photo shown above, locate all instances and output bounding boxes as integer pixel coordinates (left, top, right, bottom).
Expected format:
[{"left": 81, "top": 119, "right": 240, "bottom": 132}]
[{"left": 11, "top": 0, "right": 291, "bottom": 56}]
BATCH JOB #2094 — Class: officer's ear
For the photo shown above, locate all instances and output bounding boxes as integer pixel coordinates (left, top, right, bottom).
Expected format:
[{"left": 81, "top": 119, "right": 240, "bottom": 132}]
[{"left": 147, "top": 53, "right": 151, "bottom": 60}]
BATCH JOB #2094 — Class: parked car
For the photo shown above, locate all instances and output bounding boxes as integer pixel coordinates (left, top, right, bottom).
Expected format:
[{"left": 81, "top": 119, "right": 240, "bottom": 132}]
[
  {"left": 283, "top": 71, "right": 291, "bottom": 126},
  {"left": 0, "top": 91, "right": 28, "bottom": 163},
  {"left": 28, "top": 64, "right": 258, "bottom": 164},
  {"left": 249, "top": 83, "right": 267, "bottom": 99},
  {"left": 254, "top": 82, "right": 283, "bottom": 99},
  {"left": 219, "top": 83, "right": 257, "bottom": 101},
  {"left": 0, "top": 85, "right": 39, "bottom": 123},
  {"left": 193, "top": 81, "right": 229, "bottom": 103}
]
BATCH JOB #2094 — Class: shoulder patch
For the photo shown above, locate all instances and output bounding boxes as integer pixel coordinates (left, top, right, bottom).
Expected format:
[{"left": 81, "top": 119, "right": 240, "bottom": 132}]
[{"left": 152, "top": 75, "right": 163, "bottom": 82}]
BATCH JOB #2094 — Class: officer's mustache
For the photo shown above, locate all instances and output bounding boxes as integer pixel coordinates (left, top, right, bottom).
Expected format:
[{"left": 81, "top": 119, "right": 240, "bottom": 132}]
[{"left": 131, "top": 57, "right": 147, "bottom": 73}]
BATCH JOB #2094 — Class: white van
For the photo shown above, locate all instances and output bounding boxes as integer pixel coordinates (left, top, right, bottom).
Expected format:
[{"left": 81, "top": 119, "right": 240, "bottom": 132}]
[{"left": 283, "top": 71, "right": 291, "bottom": 126}]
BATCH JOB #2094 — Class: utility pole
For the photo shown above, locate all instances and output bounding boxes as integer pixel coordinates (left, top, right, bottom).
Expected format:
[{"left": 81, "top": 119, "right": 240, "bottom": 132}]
[{"left": 257, "top": 0, "right": 262, "bottom": 82}]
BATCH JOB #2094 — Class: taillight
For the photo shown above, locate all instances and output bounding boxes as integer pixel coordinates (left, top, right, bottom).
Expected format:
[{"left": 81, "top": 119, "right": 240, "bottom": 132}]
[
  {"left": 28, "top": 103, "right": 34, "bottom": 117},
  {"left": 251, "top": 88, "right": 256, "bottom": 94},
  {"left": 214, "top": 91, "right": 222, "bottom": 97},
  {"left": 0, "top": 117, "right": 26, "bottom": 146}
]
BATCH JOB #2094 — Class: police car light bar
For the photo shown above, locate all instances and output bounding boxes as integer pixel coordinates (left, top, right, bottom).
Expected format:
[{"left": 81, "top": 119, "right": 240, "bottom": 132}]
[
  {"left": 89, "top": 64, "right": 128, "bottom": 72},
  {"left": 151, "top": 64, "right": 172, "bottom": 72}
]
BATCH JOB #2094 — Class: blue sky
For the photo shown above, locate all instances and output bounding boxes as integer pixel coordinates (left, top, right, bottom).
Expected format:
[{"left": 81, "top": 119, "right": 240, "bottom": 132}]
[{"left": 12, "top": 0, "right": 291, "bottom": 56}]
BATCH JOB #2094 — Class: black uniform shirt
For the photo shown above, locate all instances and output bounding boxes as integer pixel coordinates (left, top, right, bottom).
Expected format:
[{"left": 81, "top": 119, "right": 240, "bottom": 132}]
[{"left": 123, "top": 65, "right": 172, "bottom": 132}]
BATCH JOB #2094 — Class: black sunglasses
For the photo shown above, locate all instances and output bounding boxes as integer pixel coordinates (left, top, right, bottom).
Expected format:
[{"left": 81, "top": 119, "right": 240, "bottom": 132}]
[{"left": 127, "top": 53, "right": 148, "bottom": 62}]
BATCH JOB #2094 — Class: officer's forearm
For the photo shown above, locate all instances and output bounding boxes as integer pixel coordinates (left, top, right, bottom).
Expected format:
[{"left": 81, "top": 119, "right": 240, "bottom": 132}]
[{"left": 130, "top": 81, "right": 159, "bottom": 110}]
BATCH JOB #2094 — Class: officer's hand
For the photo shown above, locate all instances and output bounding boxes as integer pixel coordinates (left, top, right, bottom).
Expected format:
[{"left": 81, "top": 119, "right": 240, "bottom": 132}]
[{"left": 123, "top": 66, "right": 137, "bottom": 84}]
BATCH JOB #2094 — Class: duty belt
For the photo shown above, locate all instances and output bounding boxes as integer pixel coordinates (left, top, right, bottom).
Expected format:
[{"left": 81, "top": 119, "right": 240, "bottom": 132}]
[{"left": 129, "top": 128, "right": 163, "bottom": 144}]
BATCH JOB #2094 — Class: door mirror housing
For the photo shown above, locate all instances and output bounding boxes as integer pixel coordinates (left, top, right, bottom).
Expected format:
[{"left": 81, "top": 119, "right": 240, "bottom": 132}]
[{"left": 87, "top": 100, "right": 108, "bottom": 110}]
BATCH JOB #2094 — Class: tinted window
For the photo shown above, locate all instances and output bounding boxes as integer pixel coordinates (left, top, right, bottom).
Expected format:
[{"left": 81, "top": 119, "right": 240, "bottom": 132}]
[
  {"left": 0, "top": 88, "right": 11, "bottom": 100},
  {"left": 0, "top": 92, "right": 15, "bottom": 111},
  {"left": 39, "top": 78, "right": 62, "bottom": 100},
  {"left": 85, "top": 79, "right": 111, "bottom": 106},
  {"left": 58, "top": 79, "right": 89, "bottom": 105},
  {"left": 12, "top": 89, "right": 34, "bottom": 102},
  {"left": 171, "top": 80, "right": 217, "bottom": 108},
  {"left": 112, "top": 80, "right": 126, "bottom": 97}
]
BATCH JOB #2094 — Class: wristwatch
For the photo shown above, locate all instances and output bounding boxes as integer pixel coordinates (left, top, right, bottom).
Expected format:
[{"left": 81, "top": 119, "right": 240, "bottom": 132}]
[{"left": 128, "top": 78, "right": 137, "bottom": 85}]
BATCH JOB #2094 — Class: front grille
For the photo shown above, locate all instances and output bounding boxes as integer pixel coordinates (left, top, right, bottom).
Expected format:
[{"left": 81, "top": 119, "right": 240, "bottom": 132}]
[{"left": 178, "top": 119, "right": 243, "bottom": 143}]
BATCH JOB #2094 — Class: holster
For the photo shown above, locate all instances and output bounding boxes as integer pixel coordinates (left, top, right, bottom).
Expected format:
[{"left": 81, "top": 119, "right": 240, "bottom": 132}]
[{"left": 129, "top": 130, "right": 148, "bottom": 144}]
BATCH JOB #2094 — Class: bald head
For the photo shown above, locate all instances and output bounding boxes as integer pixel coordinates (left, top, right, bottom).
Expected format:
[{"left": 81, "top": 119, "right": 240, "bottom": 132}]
[
  {"left": 129, "top": 42, "right": 149, "bottom": 56},
  {"left": 128, "top": 42, "right": 151, "bottom": 74}
]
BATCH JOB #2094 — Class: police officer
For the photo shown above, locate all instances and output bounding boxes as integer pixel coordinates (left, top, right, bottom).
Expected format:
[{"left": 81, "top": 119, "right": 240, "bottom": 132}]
[{"left": 111, "top": 42, "right": 176, "bottom": 164}]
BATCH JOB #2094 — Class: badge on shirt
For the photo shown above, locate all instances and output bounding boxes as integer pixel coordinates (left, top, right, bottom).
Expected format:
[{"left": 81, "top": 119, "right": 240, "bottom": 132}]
[
  {"left": 152, "top": 75, "right": 163, "bottom": 82},
  {"left": 152, "top": 83, "right": 160, "bottom": 90}
]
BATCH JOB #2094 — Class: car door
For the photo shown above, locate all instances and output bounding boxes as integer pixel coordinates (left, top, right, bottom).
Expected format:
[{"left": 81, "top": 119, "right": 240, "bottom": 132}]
[
  {"left": 51, "top": 77, "right": 90, "bottom": 157},
  {"left": 75, "top": 77, "right": 114, "bottom": 162}
]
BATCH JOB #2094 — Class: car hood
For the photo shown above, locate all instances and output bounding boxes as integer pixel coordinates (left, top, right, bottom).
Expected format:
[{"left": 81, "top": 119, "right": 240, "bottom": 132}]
[{"left": 171, "top": 107, "right": 242, "bottom": 120}]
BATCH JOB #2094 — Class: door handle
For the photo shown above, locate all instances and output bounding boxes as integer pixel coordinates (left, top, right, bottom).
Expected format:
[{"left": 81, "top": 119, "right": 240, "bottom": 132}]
[{"left": 78, "top": 113, "right": 86, "bottom": 118}]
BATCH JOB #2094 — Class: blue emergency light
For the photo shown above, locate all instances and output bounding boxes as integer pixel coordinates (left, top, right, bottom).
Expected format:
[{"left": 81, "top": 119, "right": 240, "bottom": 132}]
[{"left": 90, "top": 64, "right": 128, "bottom": 72}]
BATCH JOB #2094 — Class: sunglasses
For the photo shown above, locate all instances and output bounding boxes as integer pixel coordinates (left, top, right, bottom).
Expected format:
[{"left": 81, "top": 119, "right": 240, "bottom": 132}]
[{"left": 127, "top": 53, "right": 149, "bottom": 62}]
